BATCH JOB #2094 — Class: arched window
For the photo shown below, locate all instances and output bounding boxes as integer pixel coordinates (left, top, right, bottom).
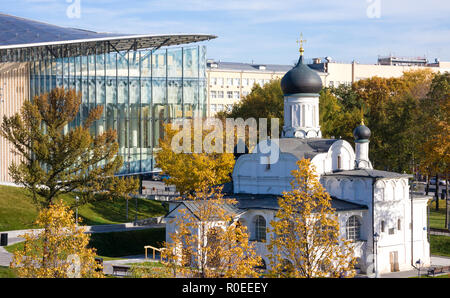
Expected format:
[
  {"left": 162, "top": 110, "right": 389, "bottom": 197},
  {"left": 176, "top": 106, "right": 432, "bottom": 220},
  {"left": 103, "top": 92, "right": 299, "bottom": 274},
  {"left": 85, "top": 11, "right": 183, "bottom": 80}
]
[
  {"left": 254, "top": 215, "right": 266, "bottom": 242},
  {"left": 346, "top": 216, "right": 361, "bottom": 241}
]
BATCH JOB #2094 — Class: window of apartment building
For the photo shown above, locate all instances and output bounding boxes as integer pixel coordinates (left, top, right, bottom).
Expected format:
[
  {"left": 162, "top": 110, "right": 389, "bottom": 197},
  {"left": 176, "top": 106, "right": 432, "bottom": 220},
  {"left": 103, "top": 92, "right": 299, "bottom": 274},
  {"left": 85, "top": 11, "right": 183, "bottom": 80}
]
[
  {"left": 249, "top": 79, "right": 255, "bottom": 86},
  {"left": 242, "top": 78, "right": 248, "bottom": 86},
  {"left": 217, "top": 78, "right": 224, "bottom": 86},
  {"left": 227, "top": 91, "right": 233, "bottom": 99},
  {"left": 233, "top": 91, "right": 240, "bottom": 99},
  {"left": 211, "top": 104, "right": 217, "bottom": 113},
  {"left": 217, "top": 91, "right": 224, "bottom": 98},
  {"left": 234, "top": 78, "right": 240, "bottom": 86},
  {"left": 227, "top": 78, "right": 233, "bottom": 86},
  {"left": 329, "top": 81, "right": 334, "bottom": 87},
  {"left": 210, "top": 91, "right": 217, "bottom": 99},
  {"left": 242, "top": 91, "right": 249, "bottom": 97},
  {"left": 258, "top": 79, "right": 264, "bottom": 86},
  {"left": 217, "top": 104, "right": 224, "bottom": 112},
  {"left": 211, "top": 77, "right": 217, "bottom": 85},
  {"left": 226, "top": 104, "right": 232, "bottom": 112},
  {"left": 264, "top": 79, "right": 270, "bottom": 85}
]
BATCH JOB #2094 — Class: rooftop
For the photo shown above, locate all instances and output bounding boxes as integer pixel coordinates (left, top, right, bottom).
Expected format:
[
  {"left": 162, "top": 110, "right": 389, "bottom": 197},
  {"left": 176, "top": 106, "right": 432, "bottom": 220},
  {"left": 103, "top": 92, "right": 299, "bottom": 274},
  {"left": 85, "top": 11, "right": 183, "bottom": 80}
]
[
  {"left": 324, "top": 168, "right": 412, "bottom": 179},
  {"left": 277, "top": 138, "right": 338, "bottom": 160},
  {"left": 207, "top": 60, "right": 294, "bottom": 73},
  {"left": 0, "top": 13, "right": 216, "bottom": 62}
]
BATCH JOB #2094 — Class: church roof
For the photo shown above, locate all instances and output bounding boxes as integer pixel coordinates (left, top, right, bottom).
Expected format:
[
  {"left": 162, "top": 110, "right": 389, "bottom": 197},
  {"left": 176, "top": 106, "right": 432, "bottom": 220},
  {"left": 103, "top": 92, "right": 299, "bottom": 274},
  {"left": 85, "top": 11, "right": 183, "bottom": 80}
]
[
  {"left": 280, "top": 55, "right": 323, "bottom": 95},
  {"left": 278, "top": 138, "right": 338, "bottom": 160},
  {"left": 166, "top": 200, "right": 244, "bottom": 220},
  {"left": 220, "top": 183, "right": 368, "bottom": 212},
  {"left": 223, "top": 194, "right": 367, "bottom": 212},
  {"left": 324, "top": 169, "right": 412, "bottom": 179}
]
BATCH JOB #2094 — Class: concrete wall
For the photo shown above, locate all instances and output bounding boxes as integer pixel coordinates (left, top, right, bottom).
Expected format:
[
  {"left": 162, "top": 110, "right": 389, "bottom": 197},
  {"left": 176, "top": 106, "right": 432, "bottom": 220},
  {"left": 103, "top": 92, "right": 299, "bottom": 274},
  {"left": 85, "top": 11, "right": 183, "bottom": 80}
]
[{"left": 0, "top": 62, "right": 30, "bottom": 183}]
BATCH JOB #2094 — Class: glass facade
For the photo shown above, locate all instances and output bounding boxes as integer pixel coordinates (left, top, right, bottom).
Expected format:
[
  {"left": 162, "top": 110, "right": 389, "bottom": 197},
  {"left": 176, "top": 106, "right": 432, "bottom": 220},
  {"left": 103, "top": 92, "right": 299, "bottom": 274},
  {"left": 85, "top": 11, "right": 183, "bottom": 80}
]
[{"left": 30, "top": 45, "right": 207, "bottom": 175}]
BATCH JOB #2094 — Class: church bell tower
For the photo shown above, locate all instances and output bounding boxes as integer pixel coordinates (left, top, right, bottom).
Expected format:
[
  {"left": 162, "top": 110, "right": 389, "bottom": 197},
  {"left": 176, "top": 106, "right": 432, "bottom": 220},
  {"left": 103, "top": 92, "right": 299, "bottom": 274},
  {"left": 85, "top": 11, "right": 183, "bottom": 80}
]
[{"left": 280, "top": 35, "right": 323, "bottom": 138}]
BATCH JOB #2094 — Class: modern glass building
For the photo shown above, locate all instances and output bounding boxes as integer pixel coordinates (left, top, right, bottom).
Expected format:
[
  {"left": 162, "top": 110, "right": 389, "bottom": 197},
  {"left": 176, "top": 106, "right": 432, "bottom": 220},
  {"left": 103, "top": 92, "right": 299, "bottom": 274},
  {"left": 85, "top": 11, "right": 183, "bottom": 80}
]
[
  {"left": 29, "top": 46, "right": 207, "bottom": 175},
  {"left": 0, "top": 13, "right": 215, "bottom": 182}
]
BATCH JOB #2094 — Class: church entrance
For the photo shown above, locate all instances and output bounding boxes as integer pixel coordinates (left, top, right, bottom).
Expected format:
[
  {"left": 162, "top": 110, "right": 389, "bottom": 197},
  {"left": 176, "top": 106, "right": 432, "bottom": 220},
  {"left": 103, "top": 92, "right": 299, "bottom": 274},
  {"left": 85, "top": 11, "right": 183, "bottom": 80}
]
[{"left": 389, "top": 251, "right": 399, "bottom": 272}]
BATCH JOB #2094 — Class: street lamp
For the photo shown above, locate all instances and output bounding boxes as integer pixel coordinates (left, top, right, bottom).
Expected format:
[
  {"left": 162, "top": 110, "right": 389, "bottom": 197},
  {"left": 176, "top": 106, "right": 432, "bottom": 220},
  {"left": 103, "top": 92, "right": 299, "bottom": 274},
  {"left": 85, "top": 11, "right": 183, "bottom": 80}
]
[
  {"left": 415, "top": 259, "right": 422, "bottom": 277},
  {"left": 75, "top": 196, "right": 79, "bottom": 226},
  {"left": 373, "top": 232, "right": 380, "bottom": 278}
]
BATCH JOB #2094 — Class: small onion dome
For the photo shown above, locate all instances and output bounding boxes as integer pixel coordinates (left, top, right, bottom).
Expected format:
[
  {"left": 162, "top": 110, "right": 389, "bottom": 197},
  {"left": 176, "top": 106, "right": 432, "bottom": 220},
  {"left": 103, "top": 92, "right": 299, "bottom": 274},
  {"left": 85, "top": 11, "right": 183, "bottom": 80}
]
[
  {"left": 281, "top": 55, "right": 323, "bottom": 95},
  {"left": 353, "top": 123, "right": 371, "bottom": 143}
]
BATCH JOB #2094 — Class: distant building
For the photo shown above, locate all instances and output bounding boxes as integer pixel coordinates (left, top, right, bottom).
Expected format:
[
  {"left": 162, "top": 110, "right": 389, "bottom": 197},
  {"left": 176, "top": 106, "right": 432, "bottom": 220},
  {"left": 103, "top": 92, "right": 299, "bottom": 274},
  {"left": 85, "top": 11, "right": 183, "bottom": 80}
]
[{"left": 208, "top": 55, "right": 450, "bottom": 116}]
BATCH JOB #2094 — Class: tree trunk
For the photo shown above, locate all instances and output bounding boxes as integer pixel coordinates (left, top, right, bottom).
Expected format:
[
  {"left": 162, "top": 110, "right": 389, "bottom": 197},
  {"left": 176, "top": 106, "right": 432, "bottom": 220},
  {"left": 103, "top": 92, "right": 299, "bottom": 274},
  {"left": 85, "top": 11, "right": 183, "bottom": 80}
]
[
  {"left": 446, "top": 174, "right": 449, "bottom": 230},
  {"left": 435, "top": 174, "right": 439, "bottom": 212},
  {"left": 426, "top": 175, "right": 430, "bottom": 195}
]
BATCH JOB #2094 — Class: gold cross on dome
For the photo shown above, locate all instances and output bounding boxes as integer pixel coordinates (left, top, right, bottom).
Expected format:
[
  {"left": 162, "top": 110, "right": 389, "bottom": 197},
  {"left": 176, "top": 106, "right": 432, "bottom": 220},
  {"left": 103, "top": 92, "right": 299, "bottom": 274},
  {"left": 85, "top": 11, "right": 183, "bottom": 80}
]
[{"left": 297, "top": 33, "right": 307, "bottom": 55}]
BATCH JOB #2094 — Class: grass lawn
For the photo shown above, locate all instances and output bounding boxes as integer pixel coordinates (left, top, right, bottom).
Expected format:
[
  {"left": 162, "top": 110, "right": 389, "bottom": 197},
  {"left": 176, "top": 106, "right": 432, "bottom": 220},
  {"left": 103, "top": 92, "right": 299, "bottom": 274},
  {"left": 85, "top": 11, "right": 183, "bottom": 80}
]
[
  {"left": 0, "top": 266, "right": 16, "bottom": 278},
  {"left": 430, "top": 235, "right": 450, "bottom": 258},
  {"left": 429, "top": 199, "right": 448, "bottom": 230},
  {"left": 0, "top": 184, "right": 166, "bottom": 231}
]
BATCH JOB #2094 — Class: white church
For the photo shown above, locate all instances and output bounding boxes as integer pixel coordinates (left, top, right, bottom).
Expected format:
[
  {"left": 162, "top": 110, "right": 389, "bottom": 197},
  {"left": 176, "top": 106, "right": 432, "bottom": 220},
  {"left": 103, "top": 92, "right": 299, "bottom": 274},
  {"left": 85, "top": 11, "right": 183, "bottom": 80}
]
[{"left": 165, "top": 46, "right": 431, "bottom": 276}]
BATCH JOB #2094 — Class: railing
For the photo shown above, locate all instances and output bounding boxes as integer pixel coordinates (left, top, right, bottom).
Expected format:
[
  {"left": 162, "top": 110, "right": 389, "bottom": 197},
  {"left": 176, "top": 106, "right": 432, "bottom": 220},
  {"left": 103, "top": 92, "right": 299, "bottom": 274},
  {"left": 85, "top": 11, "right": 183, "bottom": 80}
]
[{"left": 144, "top": 245, "right": 167, "bottom": 262}]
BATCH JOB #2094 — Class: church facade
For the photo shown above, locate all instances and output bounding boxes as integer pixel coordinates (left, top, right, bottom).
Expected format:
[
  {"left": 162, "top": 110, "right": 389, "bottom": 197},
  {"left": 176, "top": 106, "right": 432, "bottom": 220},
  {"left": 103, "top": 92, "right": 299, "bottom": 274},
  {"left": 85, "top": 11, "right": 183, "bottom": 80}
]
[{"left": 165, "top": 45, "right": 431, "bottom": 276}]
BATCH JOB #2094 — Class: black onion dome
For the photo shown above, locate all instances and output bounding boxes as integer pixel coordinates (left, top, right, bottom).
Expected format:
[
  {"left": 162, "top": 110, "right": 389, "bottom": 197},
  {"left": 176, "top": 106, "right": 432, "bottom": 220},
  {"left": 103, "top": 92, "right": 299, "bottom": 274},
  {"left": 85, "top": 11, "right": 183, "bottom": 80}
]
[
  {"left": 281, "top": 55, "right": 323, "bottom": 95},
  {"left": 353, "top": 124, "right": 371, "bottom": 142}
]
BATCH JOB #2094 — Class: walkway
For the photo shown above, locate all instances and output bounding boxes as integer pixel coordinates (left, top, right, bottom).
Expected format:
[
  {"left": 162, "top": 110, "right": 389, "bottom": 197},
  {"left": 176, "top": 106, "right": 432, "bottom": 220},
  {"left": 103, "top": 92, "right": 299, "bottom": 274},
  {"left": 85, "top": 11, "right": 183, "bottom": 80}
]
[{"left": 379, "top": 255, "right": 450, "bottom": 278}]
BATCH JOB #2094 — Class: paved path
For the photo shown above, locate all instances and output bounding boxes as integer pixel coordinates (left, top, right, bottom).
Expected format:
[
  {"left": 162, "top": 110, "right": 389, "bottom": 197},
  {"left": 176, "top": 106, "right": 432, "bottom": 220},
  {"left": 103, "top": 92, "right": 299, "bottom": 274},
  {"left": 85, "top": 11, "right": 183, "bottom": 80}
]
[
  {"left": 379, "top": 255, "right": 450, "bottom": 278},
  {"left": 102, "top": 255, "right": 154, "bottom": 276}
]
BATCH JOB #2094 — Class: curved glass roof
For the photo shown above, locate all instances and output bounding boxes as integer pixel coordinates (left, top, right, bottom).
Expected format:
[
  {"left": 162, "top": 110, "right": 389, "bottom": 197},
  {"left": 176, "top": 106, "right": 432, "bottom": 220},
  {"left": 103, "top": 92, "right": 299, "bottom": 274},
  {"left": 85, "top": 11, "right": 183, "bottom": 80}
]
[{"left": 0, "top": 13, "right": 216, "bottom": 62}]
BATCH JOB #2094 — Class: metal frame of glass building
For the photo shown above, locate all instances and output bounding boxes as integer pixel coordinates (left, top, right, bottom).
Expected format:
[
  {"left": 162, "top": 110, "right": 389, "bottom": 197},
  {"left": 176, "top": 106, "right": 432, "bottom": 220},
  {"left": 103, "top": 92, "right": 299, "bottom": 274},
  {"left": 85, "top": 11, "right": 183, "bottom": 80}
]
[{"left": 0, "top": 13, "right": 216, "bottom": 178}]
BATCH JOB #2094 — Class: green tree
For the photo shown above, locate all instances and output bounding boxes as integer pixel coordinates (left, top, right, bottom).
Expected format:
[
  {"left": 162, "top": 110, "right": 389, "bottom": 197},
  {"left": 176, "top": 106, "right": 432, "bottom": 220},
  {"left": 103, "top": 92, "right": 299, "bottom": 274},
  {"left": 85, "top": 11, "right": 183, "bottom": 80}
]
[
  {"left": 0, "top": 87, "right": 138, "bottom": 209},
  {"left": 218, "top": 79, "right": 284, "bottom": 135}
]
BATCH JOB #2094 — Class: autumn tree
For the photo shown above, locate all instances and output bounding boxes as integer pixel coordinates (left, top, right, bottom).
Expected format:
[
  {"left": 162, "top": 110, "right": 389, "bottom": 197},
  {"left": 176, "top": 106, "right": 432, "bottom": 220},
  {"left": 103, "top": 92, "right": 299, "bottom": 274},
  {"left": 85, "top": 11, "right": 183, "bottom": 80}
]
[
  {"left": 162, "top": 185, "right": 262, "bottom": 278},
  {"left": 418, "top": 72, "right": 450, "bottom": 212},
  {"left": 0, "top": 87, "right": 138, "bottom": 209},
  {"left": 267, "top": 159, "right": 356, "bottom": 278},
  {"left": 155, "top": 122, "right": 235, "bottom": 195},
  {"left": 10, "top": 200, "right": 103, "bottom": 278}
]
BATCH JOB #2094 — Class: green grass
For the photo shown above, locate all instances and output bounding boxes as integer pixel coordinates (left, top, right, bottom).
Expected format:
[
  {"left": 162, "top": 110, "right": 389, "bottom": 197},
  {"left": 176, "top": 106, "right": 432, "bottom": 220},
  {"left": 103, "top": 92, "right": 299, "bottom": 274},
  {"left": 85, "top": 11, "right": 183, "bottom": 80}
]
[
  {"left": 429, "top": 199, "right": 448, "bottom": 230},
  {"left": 0, "top": 184, "right": 166, "bottom": 231},
  {"left": 430, "top": 235, "right": 450, "bottom": 257},
  {"left": 5, "top": 228, "right": 165, "bottom": 259},
  {"left": 88, "top": 228, "right": 166, "bottom": 258},
  {"left": 0, "top": 266, "right": 16, "bottom": 278},
  {"left": 411, "top": 274, "right": 450, "bottom": 278}
]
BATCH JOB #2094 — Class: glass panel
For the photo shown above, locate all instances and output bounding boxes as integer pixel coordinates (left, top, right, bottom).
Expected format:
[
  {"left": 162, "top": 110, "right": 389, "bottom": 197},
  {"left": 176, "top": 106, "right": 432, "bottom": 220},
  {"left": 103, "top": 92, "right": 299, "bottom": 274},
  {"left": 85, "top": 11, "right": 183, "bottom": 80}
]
[{"left": 167, "top": 48, "right": 182, "bottom": 78}]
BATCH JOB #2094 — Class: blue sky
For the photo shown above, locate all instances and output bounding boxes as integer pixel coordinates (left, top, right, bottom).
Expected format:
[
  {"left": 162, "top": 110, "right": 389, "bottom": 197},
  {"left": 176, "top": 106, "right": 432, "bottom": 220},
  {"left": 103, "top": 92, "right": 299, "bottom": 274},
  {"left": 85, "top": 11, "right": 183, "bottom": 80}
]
[{"left": 1, "top": 0, "right": 449, "bottom": 65}]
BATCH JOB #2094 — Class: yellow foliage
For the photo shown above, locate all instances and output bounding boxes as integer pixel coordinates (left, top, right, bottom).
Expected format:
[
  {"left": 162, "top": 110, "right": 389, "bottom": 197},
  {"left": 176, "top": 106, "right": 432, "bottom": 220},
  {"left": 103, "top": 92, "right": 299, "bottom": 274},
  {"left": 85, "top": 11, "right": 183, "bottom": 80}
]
[
  {"left": 267, "top": 159, "right": 356, "bottom": 278},
  {"left": 162, "top": 185, "right": 262, "bottom": 278},
  {"left": 10, "top": 200, "right": 103, "bottom": 278},
  {"left": 155, "top": 122, "right": 235, "bottom": 195}
]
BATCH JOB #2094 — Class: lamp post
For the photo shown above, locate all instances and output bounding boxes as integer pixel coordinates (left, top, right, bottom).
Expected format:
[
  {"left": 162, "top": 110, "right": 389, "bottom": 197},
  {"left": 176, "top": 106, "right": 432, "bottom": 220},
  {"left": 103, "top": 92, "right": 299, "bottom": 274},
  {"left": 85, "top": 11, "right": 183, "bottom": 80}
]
[
  {"left": 373, "top": 232, "right": 379, "bottom": 278},
  {"left": 75, "top": 196, "right": 79, "bottom": 227},
  {"left": 415, "top": 259, "right": 422, "bottom": 278}
]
